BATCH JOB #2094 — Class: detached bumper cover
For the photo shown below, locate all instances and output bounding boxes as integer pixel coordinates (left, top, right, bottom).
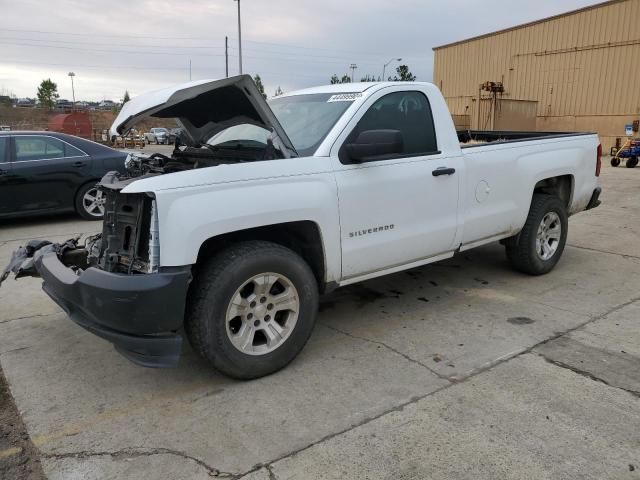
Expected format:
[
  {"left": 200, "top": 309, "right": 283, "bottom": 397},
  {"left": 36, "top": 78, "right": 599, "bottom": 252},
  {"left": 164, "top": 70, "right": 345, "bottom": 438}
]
[
  {"left": 585, "top": 187, "right": 602, "bottom": 210},
  {"left": 35, "top": 253, "right": 191, "bottom": 368}
]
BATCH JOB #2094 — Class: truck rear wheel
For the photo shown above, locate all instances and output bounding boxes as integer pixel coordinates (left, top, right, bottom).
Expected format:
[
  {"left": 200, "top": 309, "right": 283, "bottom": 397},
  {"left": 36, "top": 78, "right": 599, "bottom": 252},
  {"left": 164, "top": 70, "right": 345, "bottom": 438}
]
[
  {"left": 505, "top": 194, "right": 568, "bottom": 275},
  {"left": 186, "top": 241, "right": 318, "bottom": 379}
]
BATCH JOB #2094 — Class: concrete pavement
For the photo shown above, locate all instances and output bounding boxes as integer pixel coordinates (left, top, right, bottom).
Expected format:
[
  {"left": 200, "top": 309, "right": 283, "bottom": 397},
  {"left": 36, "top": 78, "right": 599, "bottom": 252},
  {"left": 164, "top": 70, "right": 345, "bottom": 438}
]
[{"left": 0, "top": 163, "right": 638, "bottom": 479}]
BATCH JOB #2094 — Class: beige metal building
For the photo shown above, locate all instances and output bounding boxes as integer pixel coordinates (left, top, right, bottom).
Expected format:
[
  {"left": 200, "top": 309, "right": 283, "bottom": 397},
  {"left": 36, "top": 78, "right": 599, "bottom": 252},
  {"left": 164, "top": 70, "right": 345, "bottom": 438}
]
[{"left": 433, "top": 0, "right": 640, "bottom": 150}]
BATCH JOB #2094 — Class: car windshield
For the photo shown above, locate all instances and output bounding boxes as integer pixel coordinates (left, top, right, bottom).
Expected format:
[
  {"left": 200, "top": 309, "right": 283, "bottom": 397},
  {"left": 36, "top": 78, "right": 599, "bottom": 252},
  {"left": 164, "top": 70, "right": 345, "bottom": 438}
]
[
  {"left": 205, "top": 93, "right": 357, "bottom": 156},
  {"left": 269, "top": 93, "right": 357, "bottom": 156}
]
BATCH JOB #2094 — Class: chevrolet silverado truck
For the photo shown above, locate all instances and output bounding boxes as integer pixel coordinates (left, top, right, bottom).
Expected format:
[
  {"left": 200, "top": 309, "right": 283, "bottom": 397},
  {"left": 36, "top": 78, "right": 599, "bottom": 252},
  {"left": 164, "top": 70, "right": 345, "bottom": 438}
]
[{"left": 10, "top": 75, "right": 602, "bottom": 379}]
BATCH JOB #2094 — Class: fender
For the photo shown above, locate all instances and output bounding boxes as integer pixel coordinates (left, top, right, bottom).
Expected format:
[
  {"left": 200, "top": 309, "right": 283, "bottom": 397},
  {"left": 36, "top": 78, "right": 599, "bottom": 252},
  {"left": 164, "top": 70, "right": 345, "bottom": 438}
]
[{"left": 122, "top": 156, "right": 342, "bottom": 282}]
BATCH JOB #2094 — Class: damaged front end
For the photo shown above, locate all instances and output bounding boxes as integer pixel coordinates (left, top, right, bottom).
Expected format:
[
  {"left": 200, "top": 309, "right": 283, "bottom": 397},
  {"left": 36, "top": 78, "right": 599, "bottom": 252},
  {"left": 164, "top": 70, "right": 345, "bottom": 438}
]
[
  {"left": 0, "top": 175, "right": 159, "bottom": 283},
  {"left": 0, "top": 170, "right": 190, "bottom": 368},
  {"left": 95, "top": 170, "right": 160, "bottom": 274}
]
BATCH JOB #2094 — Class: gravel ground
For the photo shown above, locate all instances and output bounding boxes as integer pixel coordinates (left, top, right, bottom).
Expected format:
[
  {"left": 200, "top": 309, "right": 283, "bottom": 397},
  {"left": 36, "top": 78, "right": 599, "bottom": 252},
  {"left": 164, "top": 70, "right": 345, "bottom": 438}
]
[{"left": 0, "top": 367, "right": 45, "bottom": 480}]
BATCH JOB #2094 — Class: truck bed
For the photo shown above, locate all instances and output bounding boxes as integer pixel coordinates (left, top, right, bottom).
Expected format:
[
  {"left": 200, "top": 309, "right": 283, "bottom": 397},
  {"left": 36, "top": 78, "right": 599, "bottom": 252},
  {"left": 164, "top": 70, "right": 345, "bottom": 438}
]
[{"left": 458, "top": 130, "right": 595, "bottom": 148}]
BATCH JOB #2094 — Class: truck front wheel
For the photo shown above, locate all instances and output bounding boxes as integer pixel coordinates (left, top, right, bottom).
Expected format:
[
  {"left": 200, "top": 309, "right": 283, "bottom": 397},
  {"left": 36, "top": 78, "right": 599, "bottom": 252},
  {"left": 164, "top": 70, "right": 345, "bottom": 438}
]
[
  {"left": 505, "top": 194, "right": 568, "bottom": 275},
  {"left": 186, "top": 241, "right": 319, "bottom": 379}
]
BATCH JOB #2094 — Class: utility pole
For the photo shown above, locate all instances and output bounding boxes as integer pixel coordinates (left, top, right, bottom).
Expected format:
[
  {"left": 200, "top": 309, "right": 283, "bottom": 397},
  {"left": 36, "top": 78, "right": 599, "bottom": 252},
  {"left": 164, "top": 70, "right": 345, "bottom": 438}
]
[
  {"left": 225, "top": 36, "right": 229, "bottom": 78},
  {"left": 382, "top": 57, "right": 402, "bottom": 81},
  {"left": 68, "top": 72, "right": 76, "bottom": 108},
  {"left": 189, "top": 60, "right": 192, "bottom": 81},
  {"left": 234, "top": 0, "right": 242, "bottom": 74},
  {"left": 350, "top": 63, "right": 357, "bottom": 82}
]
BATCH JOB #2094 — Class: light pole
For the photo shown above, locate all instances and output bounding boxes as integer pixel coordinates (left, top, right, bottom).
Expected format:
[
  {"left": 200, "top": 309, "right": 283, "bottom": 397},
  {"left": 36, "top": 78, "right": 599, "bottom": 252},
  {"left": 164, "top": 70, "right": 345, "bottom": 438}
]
[
  {"left": 382, "top": 57, "right": 402, "bottom": 81},
  {"left": 233, "top": 0, "right": 242, "bottom": 75},
  {"left": 68, "top": 72, "right": 76, "bottom": 108},
  {"left": 349, "top": 63, "right": 357, "bottom": 82}
]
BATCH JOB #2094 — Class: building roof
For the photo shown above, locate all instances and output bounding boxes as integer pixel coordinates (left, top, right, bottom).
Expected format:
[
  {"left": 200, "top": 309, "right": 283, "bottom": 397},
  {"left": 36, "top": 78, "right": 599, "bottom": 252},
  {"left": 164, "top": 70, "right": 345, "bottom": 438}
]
[{"left": 432, "top": 0, "right": 624, "bottom": 50}]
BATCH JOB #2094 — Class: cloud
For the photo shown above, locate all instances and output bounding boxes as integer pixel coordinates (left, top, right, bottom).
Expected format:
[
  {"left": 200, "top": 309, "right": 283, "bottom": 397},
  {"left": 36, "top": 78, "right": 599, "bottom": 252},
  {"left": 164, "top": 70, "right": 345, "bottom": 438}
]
[{"left": 0, "top": 0, "right": 603, "bottom": 101}]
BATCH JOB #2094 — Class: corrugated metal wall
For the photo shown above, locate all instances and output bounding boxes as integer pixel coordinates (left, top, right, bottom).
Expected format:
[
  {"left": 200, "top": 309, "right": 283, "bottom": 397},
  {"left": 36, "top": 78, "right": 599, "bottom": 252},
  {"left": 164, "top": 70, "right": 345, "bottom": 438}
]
[{"left": 433, "top": 0, "right": 640, "bottom": 148}]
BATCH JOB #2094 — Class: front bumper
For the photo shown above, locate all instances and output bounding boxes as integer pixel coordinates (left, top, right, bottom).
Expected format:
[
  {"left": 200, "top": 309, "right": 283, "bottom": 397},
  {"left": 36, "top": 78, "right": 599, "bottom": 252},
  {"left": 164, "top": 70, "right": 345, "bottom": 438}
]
[{"left": 35, "top": 253, "right": 191, "bottom": 368}]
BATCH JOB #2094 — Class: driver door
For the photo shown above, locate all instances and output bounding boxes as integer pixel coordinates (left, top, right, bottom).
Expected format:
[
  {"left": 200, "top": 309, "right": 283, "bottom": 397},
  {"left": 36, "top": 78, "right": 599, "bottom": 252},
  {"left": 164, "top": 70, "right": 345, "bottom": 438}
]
[{"left": 332, "top": 88, "right": 461, "bottom": 280}]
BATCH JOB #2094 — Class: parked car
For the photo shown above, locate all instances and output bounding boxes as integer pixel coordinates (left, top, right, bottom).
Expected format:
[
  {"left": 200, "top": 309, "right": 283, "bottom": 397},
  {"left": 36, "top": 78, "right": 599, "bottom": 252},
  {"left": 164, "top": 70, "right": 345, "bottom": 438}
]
[
  {"left": 20, "top": 75, "right": 602, "bottom": 379},
  {"left": 0, "top": 132, "right": 127, "bottom": 220},
  {"left": 144, "top": 127, "right": 172, "bottom": 145}
]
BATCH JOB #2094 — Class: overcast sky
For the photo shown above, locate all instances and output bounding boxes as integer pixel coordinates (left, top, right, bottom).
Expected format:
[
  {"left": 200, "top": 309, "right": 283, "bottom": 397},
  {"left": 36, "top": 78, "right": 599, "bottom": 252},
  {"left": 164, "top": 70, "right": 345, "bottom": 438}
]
[{"left": 0, "top": 0, "right": 603, "bottom": 102}]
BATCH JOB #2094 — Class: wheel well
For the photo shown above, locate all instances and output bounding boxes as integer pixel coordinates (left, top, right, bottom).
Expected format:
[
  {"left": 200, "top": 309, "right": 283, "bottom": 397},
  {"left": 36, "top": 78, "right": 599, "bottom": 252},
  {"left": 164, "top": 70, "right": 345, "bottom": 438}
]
[
  {"left": 533, "top": 175, "right": 573, "bottom": 208},
  {"left": 196, "top": 221, "right": 327, "bottom": 290}
]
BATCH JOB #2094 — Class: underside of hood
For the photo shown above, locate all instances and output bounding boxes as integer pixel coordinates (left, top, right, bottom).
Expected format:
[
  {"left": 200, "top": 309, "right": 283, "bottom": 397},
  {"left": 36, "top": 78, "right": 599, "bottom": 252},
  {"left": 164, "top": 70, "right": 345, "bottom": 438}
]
[{"left": 110, "top": 75, "right": 296, "bottom": 157}]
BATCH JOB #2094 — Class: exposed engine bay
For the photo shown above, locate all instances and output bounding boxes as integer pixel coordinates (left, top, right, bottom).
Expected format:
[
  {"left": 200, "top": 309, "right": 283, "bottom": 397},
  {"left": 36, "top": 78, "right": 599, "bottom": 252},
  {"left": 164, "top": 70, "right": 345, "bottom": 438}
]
[{"left": 0, "top": 137, "right": 287, "bottom": 285}]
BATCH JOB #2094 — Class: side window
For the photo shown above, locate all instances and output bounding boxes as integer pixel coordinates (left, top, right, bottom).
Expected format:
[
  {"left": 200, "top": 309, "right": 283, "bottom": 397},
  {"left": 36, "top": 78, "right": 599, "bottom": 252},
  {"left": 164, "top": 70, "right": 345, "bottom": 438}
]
[
  {"left": 15, "top": 136, "right": 65, "bottom": 161},
  {"left": 346, "top": 91, "right": 437, "bottom": 160},
  {"left": 64, "top": 142, "right": 85, "bottom": 157},
  {"left": 0, "top": 137, "right": 7, "bottom": 163}
]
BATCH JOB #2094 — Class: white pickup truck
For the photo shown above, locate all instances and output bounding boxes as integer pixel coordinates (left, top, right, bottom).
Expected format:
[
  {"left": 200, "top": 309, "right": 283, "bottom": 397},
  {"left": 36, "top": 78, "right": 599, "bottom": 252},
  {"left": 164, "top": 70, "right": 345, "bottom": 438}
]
[{"left": 20, "top": 75, "right": 602, "bottom": 379}]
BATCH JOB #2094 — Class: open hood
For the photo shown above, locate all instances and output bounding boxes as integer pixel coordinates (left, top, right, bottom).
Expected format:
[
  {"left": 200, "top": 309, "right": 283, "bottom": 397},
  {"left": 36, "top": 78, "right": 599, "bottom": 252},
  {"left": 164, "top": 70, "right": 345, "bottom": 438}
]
[{"left": 110, "top": 75, "right": 297, "bottom": 157}]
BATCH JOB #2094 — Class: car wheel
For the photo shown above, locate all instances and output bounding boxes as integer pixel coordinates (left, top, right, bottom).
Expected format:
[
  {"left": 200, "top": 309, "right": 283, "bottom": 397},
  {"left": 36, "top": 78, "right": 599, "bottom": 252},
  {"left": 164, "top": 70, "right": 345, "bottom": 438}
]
[
  {"left": 75, "top": 182, "right": 105, "bottom": 220},
  {"left": 626, "top": 157, "right": 638, "bottom": 168},
  {"left": 505, "top": 194, "right": 568, "bottom": 275},
  {"left": 186, "top": 241, "right": 319, "bottom": 379}
]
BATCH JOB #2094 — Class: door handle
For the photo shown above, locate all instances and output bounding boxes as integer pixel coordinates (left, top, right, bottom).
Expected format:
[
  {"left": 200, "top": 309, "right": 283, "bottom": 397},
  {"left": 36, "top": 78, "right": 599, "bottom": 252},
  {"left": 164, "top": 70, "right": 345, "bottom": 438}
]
[
  {"left": 72, "top": 161, "right": 87, "bottom": 167},
  {"left": 432, "top": 167, "right": 456, "bottom": 177}
]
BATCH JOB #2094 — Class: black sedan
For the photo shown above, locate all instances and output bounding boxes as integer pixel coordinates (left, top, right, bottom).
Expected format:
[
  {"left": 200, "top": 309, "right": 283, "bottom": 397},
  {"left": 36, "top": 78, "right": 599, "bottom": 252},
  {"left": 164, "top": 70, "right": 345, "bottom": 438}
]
[{"left": 0, "top": 131, "right": 127, "bottom": 220}]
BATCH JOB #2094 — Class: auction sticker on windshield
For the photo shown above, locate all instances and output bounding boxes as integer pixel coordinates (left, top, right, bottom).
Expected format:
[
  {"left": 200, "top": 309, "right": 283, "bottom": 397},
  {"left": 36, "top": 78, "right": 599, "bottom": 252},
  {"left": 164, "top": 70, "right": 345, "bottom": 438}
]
[{"left": 327, "top": 93, "right": 363, "bottom": 102}]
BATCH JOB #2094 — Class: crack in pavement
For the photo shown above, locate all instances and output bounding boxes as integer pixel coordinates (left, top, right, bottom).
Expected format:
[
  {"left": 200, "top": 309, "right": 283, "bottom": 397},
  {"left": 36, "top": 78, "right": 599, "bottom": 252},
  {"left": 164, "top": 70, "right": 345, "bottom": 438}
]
[
  {"left": 567, "top": 243, "right": 640, "bottom": 260},
  {"left": 319, "top": 323, "right": 453, "bottom": 382},
  {"left": 265, "top": 464, "right": 279, "bottom": 480},
  {"left": 537, "top": 353, "right": 640, "bottom": 398},
  {"left": 42, "top": 447, "right": 237, "bottom": 478},
  {"left": 0, "top": 314, "right": 51, "bottom": 325},
  {"left": 237, "top": 294, "right": 640, "bottom": 478}
]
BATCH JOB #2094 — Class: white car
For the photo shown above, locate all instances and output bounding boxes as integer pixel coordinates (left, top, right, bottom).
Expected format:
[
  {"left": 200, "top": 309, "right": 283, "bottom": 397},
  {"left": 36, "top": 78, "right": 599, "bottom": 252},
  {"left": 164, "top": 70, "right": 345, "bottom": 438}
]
[
  {"left": 23, "top": 75, "right": 602, "bottom": 379},
  {"left": 144, "top": 127, "right": 171, "bottom": 144}
]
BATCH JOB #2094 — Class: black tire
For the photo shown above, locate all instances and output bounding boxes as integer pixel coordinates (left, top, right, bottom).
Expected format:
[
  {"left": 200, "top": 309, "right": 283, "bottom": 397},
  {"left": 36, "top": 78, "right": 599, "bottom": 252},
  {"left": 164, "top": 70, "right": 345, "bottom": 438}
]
[
  {"left": 626, "top": 157, "right": 638, "bottom": 168},
  {"left": 611, "top": 157, "right": 621, "bottom": 167},
  {"left": 505, "top": 194, "right": 568, "bottom": 275},
  {"left": 74, "top": 182, "right": 104, "bottom": 220},
  {"left": 186, "top": 241, "right": 319, "bottom": 379}
]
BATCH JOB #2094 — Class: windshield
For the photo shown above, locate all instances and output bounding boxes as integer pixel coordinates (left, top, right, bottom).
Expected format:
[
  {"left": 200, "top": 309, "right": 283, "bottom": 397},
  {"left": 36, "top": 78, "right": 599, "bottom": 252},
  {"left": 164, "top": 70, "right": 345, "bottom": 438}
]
[{"left": 269, "top": 93, "right": 356, "bottom": 156}]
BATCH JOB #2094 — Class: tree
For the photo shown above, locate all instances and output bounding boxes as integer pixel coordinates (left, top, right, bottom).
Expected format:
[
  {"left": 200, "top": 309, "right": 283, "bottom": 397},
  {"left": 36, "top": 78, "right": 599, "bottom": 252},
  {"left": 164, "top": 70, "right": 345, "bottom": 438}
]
[
  {"left": 360, "top": 74, "right": 380, "bottom": 82},
  {"left": 123, "top": 90, "right": 131, "bottom": 104},
  {"left": 274, "top": 86, "right": 284, "bottom": 97},
  {"left": 253, "top": 74, "right": 267, "bottom": 99},
  {"left": 390, "top": 65, "right": 416, "bottom": 82},
  {"left": 330, "top": 74, "right": 351, "bottom": 84},
  {"left": 37, "top": 78, "right": 59, "bottom": 110}
]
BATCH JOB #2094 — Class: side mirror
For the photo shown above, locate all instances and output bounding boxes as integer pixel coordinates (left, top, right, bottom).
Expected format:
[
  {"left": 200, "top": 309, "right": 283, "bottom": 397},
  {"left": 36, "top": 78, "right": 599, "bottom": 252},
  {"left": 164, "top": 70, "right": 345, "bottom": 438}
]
[{"left": 344, "top": 129, "right": 403, "bottom": 163}]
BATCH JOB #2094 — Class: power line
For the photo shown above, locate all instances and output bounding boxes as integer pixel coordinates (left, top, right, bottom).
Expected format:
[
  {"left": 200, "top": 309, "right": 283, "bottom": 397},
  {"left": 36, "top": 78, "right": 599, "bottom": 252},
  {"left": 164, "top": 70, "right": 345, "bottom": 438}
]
[
  {"left": 0, "top": 27, "right": 401, "bottom": 59},
  {"left": 1, "top": 58, "right": 212, "bottom": 71},
  {"left": 0, "top": 40, "right": 225, "bottom": 57},
  {"left": 0, "top": 36, "right": 224, "bottom": 50},
  {"left": 227, "top": 36, "right": 395, "bottom": 58},
  {"left": 0, "top": 27, "right": 213, "bottom": 41}
]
